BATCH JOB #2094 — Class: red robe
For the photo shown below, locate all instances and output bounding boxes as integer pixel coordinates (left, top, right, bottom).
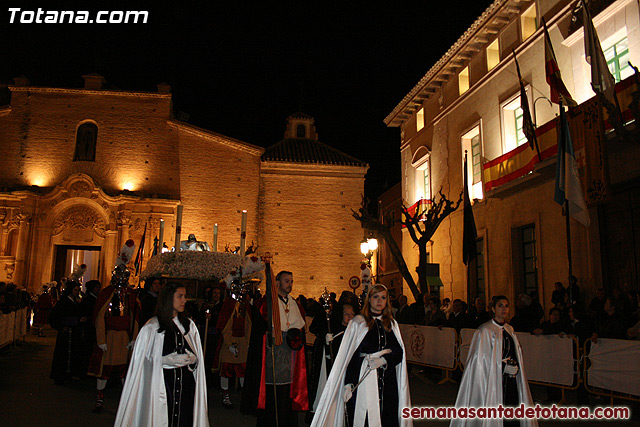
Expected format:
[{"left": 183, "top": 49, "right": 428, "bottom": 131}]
[
  {"left": 255, "top": 296, "right": 309, "bottom": 411},
  {"left": 87, "top": 285, "right": 140, "bottom": 377}
]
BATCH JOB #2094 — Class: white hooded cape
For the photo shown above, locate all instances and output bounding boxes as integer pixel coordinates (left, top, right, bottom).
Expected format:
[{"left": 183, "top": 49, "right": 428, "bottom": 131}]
[
  {"left": 311, "top": 315, "right": 413, "bottom": 427},
  {"left": 114, "top": 317, "right": 209, "bottom": 427},
  {"left": 451, "top": 320, "right": 538, "bottom": 427}
]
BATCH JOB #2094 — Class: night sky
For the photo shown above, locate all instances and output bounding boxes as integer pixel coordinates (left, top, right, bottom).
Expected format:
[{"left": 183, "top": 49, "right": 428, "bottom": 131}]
[{"left": 1, "top": 1, "right": 490, "bottom": 199}]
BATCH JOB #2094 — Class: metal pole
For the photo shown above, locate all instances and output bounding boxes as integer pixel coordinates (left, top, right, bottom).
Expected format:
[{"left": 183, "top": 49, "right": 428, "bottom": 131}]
[
  {"left": 565, "top": 200, "right": 573, "bottom": 305},
  {"left": 265, "top": 260, "right": 279, "bottom": 427}
]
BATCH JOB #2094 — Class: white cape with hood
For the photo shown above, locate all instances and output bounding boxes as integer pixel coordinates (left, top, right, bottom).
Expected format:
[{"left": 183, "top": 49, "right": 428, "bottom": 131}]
[
  {"left": 115, "top": 317, "right": 209, "bottom": 427},
  {"left": 451, "top": 320, "right": 538, "bottom": 427},
  {"left": 311, "top": 315, "right": 413, "bottom": 427}
]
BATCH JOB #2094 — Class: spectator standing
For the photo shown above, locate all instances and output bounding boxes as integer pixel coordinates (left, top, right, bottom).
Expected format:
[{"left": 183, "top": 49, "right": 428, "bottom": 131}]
[
  {"left": 395, "top": 295, "right": 414, "bottom": 324},
  {"left": 593, "top": 297, "right": 627, "bottom": 341},
  {"left": 468, "top": 297, "right": 491, "bottom": 328},
  {"left": 49, "top": 281, "right": 83, "bottom": 385}
]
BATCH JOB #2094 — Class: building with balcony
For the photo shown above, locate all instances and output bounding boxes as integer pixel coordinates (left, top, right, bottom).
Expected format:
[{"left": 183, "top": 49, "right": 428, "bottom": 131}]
[{"left": 385, "top": 0, "right": 640, "bottom": 309}]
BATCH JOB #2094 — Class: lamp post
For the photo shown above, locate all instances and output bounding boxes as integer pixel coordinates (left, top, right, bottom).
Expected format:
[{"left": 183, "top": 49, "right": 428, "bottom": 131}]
[{"left": 360, "top": 238, "right": 378, "bottom": 272}]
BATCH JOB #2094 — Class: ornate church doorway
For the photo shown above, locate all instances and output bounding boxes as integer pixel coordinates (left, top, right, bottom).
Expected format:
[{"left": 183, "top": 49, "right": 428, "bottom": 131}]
[{"left": 53, "top": 245, "right": 101, "bottom": 288}]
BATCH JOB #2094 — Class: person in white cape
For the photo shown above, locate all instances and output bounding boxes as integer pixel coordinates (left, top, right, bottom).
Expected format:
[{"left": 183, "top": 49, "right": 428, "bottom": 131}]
[
  {"left": 451, "top": 295, "right": 538, "bottom": 427},
  {"left": 311, "top": 284, "right": 412, "bottom": 427},
  {"left": 115, "top": 282, "right": 209, "bottom": 427}
]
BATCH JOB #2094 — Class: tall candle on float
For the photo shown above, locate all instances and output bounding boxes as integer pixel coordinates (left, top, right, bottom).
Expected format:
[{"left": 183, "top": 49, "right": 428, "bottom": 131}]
[
  {"left": 213, "top": 223, "right": 218, "bottom": 252},
  {"left": 158, "top": 219, "right": 165, "bottom": 253},
  {"left": 240, "top": 210, "right": 247, "bottom": 255},
  {"left": 174, "top": 205, "right": 183, "bottom": 252}
]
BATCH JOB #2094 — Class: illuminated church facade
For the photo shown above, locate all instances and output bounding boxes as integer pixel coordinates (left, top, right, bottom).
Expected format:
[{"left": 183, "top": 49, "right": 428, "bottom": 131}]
[{"left": 0, "top": 74, "right": 368, "bottom": 297}]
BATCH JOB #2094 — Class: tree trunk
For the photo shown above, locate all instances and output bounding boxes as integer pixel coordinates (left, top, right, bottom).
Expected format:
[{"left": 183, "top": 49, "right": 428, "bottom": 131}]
[{"left": 379, "top": 227, "right": 421, "bottom": 302}]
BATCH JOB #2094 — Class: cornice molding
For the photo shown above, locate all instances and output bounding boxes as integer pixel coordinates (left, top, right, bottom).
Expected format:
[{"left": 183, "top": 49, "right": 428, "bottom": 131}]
[
  {"left": 168, "top": 120, "right": 264, "bottom": 156},
  {"left": 9, "top": 86, "right": 172, "bottom": 99}
]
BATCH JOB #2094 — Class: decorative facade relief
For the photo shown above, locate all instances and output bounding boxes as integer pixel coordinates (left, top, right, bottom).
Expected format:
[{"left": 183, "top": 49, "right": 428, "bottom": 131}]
[
  {"left": 68, "top": 181, "right": 92, "bottom": 198},
  {"left": 4, "top": 262, "right": 15, "bottom": 280},
  {"left": 53, "top": 205, "right": 106, "bottom": 237}
]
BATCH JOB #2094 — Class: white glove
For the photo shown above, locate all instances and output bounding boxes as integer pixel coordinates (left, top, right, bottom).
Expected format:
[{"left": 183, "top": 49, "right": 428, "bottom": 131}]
[
  {"left": 325, "top": 333, "right": 334, "bottom": 345},
  {"left": 184, "top": 349, "right": 197, "bottom": 367},
  {"left": 162, "top": 351, "right": 196, "bottom": 369},
  {"left": 366, "top": 354, "right": 387, "bottom": 370},
  {"left": 343, "top": 384, "right": 353, "bottom": 403},
  {"left": 503, "top": 361, "right": 519, "bottom": 376},
  {"left": 98, "top": 343, "right": 107, "bottom": 352},
  {"left": 127, "top": 340, "right": 135, "bottom": 350}
]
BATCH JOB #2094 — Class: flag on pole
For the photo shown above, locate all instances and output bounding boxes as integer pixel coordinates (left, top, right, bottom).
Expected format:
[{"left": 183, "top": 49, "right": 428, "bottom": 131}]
[
  {"left": 582, "top": 0, "right": 616, "bottom": 102},
  {"left": 463, "top": 151, "right": 478, "bottom": 265},
  {"left": 134, "top": 222, "right": 147, "bottom": 276},
  {"left": 544, "top": 19, "right": 577, "bottom": 107},
  {"left": 554, "top": 104, "right": 591, "bottom": 227},
  {"left": 513, "top": 51, "right": 540, "bottom": 156}
]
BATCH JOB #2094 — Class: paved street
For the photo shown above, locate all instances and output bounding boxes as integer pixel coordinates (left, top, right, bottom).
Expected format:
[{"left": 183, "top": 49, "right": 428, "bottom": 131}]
[{"left": 1, "top": 329, "right": 638, "bottom": 426}]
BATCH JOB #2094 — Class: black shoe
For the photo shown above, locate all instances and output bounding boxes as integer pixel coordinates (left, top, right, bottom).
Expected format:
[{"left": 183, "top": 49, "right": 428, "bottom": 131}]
[{"left": 305, "top": 412, "right": 314, "bottom": 424}]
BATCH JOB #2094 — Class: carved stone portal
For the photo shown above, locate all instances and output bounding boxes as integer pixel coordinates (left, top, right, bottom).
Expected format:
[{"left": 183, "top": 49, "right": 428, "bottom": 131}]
[
  {"left": 68, "top": 180, "right": 93, "bottom": 198},
  {"left": 53, "top": 205, "right": 106, "bottom": 238},
  {"left": 4, "top": 263, "right": 15, "bottom": 280}
]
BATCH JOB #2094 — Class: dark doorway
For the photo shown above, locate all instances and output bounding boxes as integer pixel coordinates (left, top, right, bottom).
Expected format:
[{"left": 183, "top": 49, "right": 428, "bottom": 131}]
[{"left": 53, "top": 245, "right": 101, "bottom": 286}]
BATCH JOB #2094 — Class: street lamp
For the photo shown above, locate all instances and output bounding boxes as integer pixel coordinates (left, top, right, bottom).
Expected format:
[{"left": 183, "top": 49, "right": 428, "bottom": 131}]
[{"left": 360, "top": 238, "right": 378, "bottom": 257}]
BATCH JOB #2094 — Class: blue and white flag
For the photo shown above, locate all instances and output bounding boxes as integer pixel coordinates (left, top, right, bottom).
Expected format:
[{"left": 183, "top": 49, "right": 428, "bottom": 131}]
[{"left": 554, "top": 104, "right": 590, "bottom": 227}]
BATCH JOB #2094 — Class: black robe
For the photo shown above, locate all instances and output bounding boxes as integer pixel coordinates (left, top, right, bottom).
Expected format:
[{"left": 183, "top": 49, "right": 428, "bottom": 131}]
[
  {"left": 344, "top": 319, "right": 403, "bottom": 427},
  {"left": 162, "top": 322, "right": 196, "bottom": 427},
  {"left": 49, "top": 296, "right": 83, "bottom": 383},
  {"left": 308, "top": 312, "right": 347, "bottom": 411}
]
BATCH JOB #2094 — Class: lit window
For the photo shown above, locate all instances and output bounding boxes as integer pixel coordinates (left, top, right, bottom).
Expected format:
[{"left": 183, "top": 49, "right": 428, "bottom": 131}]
[
  {"left": 604, "top": 37, "right": 632, "bottom": 83},
  {"left": 461, "top": 125, "right": 484, "bottom": 201},
  {"left": 411, "top": 146, "right": 431, "bottom": 203},
  {"left": 487, "top": 39, "right": 500, "bottom": 71},
  {"left": 500, "top": 88, "right": 531, "bottom": 153},
  {"left": 521, "top": 4, "right": 537, "bottom": 41},
  {"left": 514, "top": 107, "right": 527, "bottom": 147},
  {"left": 459, "top": 66, "right": 470, "bottom": 95},
  {"left": 416, "top": 108, "right": 424, "bottom": 132}
]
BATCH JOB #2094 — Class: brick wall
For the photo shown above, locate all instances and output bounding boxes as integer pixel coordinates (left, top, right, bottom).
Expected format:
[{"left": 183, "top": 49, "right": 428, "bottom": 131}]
[
  {"left": 0, "top": 89, "right": 179, "bottom": 197},
  {"left": 260, "top": 165, "right": 367, "bottom": 299}
]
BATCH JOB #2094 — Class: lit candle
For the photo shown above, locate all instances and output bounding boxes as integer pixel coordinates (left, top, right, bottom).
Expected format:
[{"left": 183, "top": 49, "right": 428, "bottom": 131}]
[
  {"left": 174, "top": 205, "right": 183, "bottom": 252},
  {"left": 158, "top": 219, "right": 165, "bottom": 254},
  {"left": 240, "top": 210, "right": 247, "bottom": 255},
  {"left": 213, "top": 223, "right": 218, "bottom": 252}
]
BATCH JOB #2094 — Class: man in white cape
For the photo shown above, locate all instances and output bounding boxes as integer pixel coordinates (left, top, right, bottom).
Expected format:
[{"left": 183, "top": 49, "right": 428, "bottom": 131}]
[
  {"left": 311, "top": 314, "right": 413, "bottom": 427},
  {"left": 114, "top": 316, "right": 209, "bottom": 426},
  {"left": 451, "top": 320, "right": 538, "bottom": 427}
]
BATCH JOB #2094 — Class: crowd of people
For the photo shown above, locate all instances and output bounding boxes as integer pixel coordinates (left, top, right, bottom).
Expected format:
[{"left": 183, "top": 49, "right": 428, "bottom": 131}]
[{"left": 7, "top": 266, "right": 640, "bottom": 426}]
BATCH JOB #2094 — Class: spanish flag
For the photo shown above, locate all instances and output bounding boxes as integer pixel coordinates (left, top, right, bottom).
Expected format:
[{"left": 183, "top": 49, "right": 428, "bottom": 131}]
[{"left": 544, "top": 18, "right": 577, "bottom": 107}]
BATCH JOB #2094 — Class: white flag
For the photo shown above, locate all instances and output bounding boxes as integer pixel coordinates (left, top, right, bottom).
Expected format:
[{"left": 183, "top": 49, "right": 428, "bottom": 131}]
[{"left": 583, "top": 0, "right": 616, "bottom": 102}]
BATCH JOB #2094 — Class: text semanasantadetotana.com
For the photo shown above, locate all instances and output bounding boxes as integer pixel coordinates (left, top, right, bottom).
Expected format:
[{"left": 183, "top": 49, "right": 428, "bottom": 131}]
[
  {"left": 8, "top": 8, "right": 148, "bottom": 24},
  {"left": 402, "top": 404, "right": 630, "bottom": 420}
]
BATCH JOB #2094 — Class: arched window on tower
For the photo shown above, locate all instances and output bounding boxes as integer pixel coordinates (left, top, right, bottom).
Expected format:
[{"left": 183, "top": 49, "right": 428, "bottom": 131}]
[
  {"left": 296, "top": 124, "right": 307, "bottom": 138},
  {"left": 74, "top": 122, "right": 98, "bottom": 161}
]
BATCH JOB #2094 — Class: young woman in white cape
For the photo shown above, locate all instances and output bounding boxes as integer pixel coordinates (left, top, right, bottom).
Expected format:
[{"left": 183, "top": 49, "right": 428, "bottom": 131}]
[
  {"left": 451, "top": 295, "right": 537, "bottom": 427},
  {"left": 115, "top": 282, "right": 209, "bottom": 427},
  {"left": 311, "top": 284, "right": 412, "bottom": 427}
]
